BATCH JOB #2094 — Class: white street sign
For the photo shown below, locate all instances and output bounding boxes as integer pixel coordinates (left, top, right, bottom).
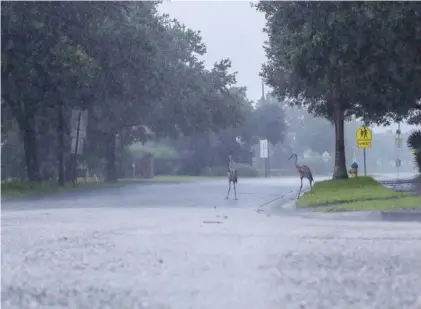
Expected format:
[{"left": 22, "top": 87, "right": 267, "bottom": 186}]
[
  {"left": 322, "top": 151, "right": 330, "bottom": 162},
  {"left": 71, "top": 109, "right": 88, "bottom": 139},
  {"left": 260, "top": 139, "right": 268, "bottom": 158},
  {"left": 71, "top": 137, "right": 84, "bottom": 155}
]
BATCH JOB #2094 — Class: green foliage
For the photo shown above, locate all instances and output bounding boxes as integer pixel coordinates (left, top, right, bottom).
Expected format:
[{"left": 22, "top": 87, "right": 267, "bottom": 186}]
[
  {"left": 297, "top": 176, "right": 421, "bottom": 211},
  {"left": 407, "top": 111, "right": 421, "bottom": 126},
  {"left": 407, "top": 130, "right": 421, "bottom": 150},
  {"left": 1, "top": 2, "right": 249, "bottom": 183},
  {"left": 314, "top": 196, "right": 421, "bottom": 212},
  {"left": 284, "top": 105, "right": 334, "bottom": 155},
  {"left": 130, "top": 142, "right": 180, "bottom": 159},
  {"left": 252, "top": 95, "right": 287, "bottom": 145},
  {"left": 297, "top": 176, "right": 404, "bottom": 207},
  {"left": 256, "top": 2, "right": 421, "bottom": 179},
  {"left": 407, "top": 130, "right": 421, "bottom": 173}
]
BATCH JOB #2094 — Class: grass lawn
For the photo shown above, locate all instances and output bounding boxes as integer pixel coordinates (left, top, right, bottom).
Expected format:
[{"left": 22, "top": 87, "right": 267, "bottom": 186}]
[
  {"left": 296, "top": 176, "right": 421, "bottom": 212},
  {"left": 1, "top": 175, "right": 220, "bottom": 200}
]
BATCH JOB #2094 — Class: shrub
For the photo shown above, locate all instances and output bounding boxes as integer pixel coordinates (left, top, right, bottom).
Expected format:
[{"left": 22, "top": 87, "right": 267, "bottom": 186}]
[
  {"left": 407, "top": 130, "right": 421, "bottom": 173},
  {"left": 200, "top": 163, "right": 259, "bottom": 178},
  {"left": 154, "top": 158, "right": 182, "bottom": 175}
]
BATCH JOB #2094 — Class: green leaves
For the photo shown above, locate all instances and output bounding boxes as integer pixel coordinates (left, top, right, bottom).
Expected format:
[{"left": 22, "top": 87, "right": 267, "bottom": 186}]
[
  {"left": 1, "top": 1, "right": 249, "bottom": 182},
  {"left": 257, "top": 1, "right": 421, "bottom": 122}
]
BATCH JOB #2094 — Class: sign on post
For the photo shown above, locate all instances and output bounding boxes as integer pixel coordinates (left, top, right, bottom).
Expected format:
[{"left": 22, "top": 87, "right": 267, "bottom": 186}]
[
  {"left": 71, "top": 137, "right": 84, "bottom": 155},
  {"left": 356, "top": 126, "right": 372, "bottom": 176},
  {"left": 260, "top": 139, "right": 269, "bottom": 178},
  {"left": 356, "top": 126, "right": 372, "bottom": 148},
  {"left": 71, "top": 109, "right": 88, "bottom": 140},
  {"left": 70, "top": 109, "right": 88, "bottom": 154},
  {"left": 259, "top": 139, "right": 268, "bottom": 158}
]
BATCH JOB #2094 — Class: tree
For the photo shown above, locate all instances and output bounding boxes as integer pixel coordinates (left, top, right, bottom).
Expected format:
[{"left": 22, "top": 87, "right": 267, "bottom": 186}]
[
  {"left": 284, "top": 105, "right": 334, "bottom": 156},
  {"left": 252, "top": 95, "right": 287, "bottom": 146},
  {"left": 1, "top": 2, "right": 95, "bottom": 182},
  {"left": 2, "top": 2, "right": 251, "bottom": 183},
  {"left": 256, "top": 2, "right": 421, "bottom": 179}
]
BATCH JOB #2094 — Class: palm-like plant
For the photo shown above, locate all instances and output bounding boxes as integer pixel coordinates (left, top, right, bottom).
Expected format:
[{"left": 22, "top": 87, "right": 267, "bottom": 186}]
[{"left": 407, "top": 130, "right": 421, "bottom": 173}]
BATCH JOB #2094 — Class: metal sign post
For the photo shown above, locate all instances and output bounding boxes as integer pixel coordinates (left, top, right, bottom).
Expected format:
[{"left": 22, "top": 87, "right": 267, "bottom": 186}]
[
  {"left": 356, "top": 126, "right": 373, "bottom": 176},
  {"left": 260, "top": 139, "right": 268, "bottom": 178}
]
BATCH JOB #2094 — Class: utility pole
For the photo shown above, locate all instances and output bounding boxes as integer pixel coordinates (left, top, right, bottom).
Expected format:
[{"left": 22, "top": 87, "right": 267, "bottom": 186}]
[{"left": 261, "top": 80, "right": 270, "bottom": 177}]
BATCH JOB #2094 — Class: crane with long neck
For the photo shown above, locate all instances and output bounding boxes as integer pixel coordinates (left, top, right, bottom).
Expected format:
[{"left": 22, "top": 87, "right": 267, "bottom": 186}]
[
  {"left": 288, "top": 153, "right": 314, "bottom": 199},
  {"left": 226, "top": 154, "right": 238, "bottom": 200}
]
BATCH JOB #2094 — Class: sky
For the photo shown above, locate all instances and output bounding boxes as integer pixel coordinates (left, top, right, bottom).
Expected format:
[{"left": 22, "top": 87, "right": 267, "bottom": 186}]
[{"left": 158, "top": 0, "right": 416, "bottom": 134}]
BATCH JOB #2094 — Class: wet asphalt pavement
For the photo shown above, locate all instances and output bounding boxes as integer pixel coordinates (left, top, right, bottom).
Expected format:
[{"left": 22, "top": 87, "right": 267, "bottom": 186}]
[{"left": 2, "top": 176, "right": 421, "bottom": 309}]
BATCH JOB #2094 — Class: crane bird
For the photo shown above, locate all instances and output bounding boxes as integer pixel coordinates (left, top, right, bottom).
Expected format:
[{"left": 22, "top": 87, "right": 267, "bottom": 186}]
[
  {"left": 226, "top": 154, "right": 238, "bottom": 200},
  {"left": 288, "top": 153, "right": 314, "bottom": 199}
]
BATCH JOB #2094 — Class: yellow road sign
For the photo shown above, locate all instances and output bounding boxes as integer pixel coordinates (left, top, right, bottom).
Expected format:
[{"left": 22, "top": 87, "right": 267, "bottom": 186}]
[
  {"left": 357, "top": 140, "right": 372, "bottom": 149},
  {"left": 356, "top": 126, "right": 372, "bottom": 142}
]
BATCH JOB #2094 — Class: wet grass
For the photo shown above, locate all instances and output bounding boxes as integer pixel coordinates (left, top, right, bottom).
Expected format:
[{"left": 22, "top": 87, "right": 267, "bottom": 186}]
[
  {"left": 297, "top": 176, "right": 421, "bottom": 211},
  {"left": 1, "top": 176, "right": 220, "bottom": 200},
  {"left": 313, "top": 196, "right": 421, "bottom": 212}
]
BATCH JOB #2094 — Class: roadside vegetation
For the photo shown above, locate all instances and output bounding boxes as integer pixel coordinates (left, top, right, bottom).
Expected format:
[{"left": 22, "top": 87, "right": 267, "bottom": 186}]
[
  {"left": 1, "top": 176, "right": 223, "bottom": 200},
  {"left": 297, "top": 177, "right": 421, "bottom": 212},
  {"left": 2, "top": 2, "right": 421, "bottom": 202}
]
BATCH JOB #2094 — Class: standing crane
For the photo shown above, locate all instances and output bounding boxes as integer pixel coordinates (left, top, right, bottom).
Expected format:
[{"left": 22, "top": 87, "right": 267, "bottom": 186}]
[
  {"left": 288, "top": 153, "right": 314, "bottom": 199},
  {"left": 226, "top": 154, "right": 238, "bottom": 200}
]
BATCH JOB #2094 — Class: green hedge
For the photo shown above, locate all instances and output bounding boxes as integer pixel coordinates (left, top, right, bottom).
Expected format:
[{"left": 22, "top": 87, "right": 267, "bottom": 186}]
[{"left": 200, "top": 163, "right": 259, "bottom": 178}]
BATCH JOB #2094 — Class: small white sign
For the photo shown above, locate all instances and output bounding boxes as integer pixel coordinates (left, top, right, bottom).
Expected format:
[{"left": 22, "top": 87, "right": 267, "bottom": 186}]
[
  {"left": 71, "top": 137, "right": 84, "bottom": 155},
  {"left": 71, "top": 109, "right": 88, "bottom": 139},
  {"left": 322, "top": 151, "right": 330, "bottom": 162},
  {"left": 260, "top": 139, "right": 268, "bottom": 158}
]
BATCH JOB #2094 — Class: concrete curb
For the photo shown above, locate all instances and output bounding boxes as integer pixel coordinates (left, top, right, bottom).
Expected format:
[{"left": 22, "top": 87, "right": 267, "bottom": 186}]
[
  {"left": 380, "top": 211, "right": 421, "bottom": 222},
  {"left": 273, "top": 199, "right": 421, "bottom": 223}
]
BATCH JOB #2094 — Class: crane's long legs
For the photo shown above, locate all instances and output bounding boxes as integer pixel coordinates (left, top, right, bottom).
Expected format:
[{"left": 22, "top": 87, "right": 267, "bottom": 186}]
[
  {"left": 297, "top": 177, "right": 303, "bottom": 199},
  {"left": 234, "top": 182, "right": 237, "bottom": 200},
  {"left": 226, "top": 181, "right": 231, "bottom": 199}
]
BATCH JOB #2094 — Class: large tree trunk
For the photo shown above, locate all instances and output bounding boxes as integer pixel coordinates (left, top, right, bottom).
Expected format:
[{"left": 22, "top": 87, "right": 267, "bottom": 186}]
[
  {"left": 22, "top": 116, "right": 41, "bottom": 182},
  {"left": 57, "top": 103, "right": 65, "bottom": 186},
  {"left": 105, "top": 132, "right": 118, "bottom": 183},
  {"left": 332, "top": 104, "right": 348, "bottom": 179}
]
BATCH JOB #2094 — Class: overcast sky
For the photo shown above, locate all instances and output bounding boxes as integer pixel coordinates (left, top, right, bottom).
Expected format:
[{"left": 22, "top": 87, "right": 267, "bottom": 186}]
[{"left": 158, "top": 1, "right": 415, "bottom": 134}]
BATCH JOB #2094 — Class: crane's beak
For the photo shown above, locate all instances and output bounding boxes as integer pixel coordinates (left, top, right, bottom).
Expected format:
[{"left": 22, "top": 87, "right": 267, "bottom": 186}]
[{"left": 288, "top": 155, "right": 293, "bottom": 160}]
